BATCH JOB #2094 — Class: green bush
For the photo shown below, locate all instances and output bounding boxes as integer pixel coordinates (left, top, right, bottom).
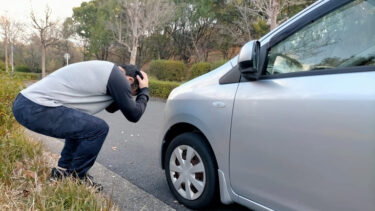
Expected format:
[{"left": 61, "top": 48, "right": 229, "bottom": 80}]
[
  {"left": 13, "top": 72, "right": 40, "bottom": 80},
  {"left": 189, "top": 60, "right": 228, "bottom": 79},
  {"left": 15, "top": 65, "right": 31, "bottom": 73},
  {"left": 189, "top": 62, "right": 211, "bottom": 79},
  {"left": 0, "top": 61, "right": 10, "bottom": 72},
  {"left": 0, "top": 61, "right": 4, "bottom": 71},
  {"left": 149, "top": 78, "right": 181, "bottom": 99},
  {"left": 149, "top": 60, "right": 186, "bottom": 81},
  {"left": 211, "top": 59, "right": 228, "bottom": 70}
]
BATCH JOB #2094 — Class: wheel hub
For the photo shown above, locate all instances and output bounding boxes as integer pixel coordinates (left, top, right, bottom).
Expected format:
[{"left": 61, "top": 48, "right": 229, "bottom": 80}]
[{"left": 169, "top": 145, "right": 206, "bottom": 200}]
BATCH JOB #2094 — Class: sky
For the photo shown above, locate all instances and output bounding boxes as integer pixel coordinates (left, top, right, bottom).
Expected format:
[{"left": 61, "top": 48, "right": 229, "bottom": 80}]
[{"left": 0, "top": 0, "right": 87, "bottom": 24}]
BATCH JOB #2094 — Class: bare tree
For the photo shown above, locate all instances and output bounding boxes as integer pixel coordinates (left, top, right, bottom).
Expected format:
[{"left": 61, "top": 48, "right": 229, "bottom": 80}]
[
  {"left": 227, "top": 0, "right": 314, "bottom": 41},
  {"left": 0, "top": 16, "right": 11, "bottom": 72},
  {"left": 23, "top": 35, "right": 42, "bottom": 72},
  {"left": 189, "top": 18, "right": 216, "bottom": 62},
  {"left": 31, "top": 6, "right": 60, "bottom": 77},
  {"left": 0, "top": 15, "right": 23, "bottom": 73},
  {"left": 251, "top": 0, "right": 315, "bottom": 30},
  {"left": 252, "top": 0, "right": 288, "bottom": 30},
  {"left": 111, "top": 0, "right": 175, "bottom": 65},
  {"left": 228, "top": 0, "right": 289, "bottom": 31},
  {"left": 234, "top": 0, "right": 254, "bottom": 41},
  {"left": 221, "top": 0, "right": 254, "bottom": 46}
]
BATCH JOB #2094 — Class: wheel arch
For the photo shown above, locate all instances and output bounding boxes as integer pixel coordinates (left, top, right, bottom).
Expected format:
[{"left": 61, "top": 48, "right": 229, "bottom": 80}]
[{"left": 161, "top": 122, "right": 218, "bottom": 170}]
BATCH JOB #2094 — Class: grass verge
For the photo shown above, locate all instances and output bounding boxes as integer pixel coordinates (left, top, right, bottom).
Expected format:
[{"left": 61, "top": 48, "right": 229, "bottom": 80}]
[{"left": 0, "top": 72, "right": 117, "bottom": 210}]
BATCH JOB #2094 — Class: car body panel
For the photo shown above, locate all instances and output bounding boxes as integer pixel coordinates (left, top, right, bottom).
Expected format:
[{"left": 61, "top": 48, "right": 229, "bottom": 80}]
[{"left": 230, "top": 71, "right": 375, "bottom": 210}]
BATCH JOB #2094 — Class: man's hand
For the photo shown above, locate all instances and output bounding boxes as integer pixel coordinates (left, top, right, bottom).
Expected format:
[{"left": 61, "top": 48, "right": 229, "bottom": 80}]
[{"left": 137, "top": 71, "right": 149, "bottom": 89}]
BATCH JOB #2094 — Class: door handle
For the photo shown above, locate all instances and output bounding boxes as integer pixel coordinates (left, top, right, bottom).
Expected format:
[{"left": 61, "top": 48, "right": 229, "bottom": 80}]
[{"left": 212, "top": 101, "right": 226, "bottom": 108}]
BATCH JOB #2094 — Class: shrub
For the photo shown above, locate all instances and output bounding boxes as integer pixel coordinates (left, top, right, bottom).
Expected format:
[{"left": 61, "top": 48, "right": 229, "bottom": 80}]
[
  {"left": 211, "top": 59, "right": 228, "bottom": 70},
  {"left": 13, "top": 72, "right": 40, "bottom": 80},
  {"left": 0, "top": 71, "right": 41, "bottom": 80},
  {"left": 189, "top": 62, "right": 212, "bottom": 79},
  {"left": 149, "top": 60, "right": 186, "bottom": 81},
  {"left": 0, "top": 61, "right": 4, "bottom": 71},
  {"left": 15, "top": 65, "right": 31, "bottom": 73},
  {"left": 0, "top": 60, "right": 10, "bottom": 72},
  {"left": 149, "top": 78, "right": 181, "bottom": 99},
  {"left": 189, "top": 60, "right": 229, "bottom": 79}
]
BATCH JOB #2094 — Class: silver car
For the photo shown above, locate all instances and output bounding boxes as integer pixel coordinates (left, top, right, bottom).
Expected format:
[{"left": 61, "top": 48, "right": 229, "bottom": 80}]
[{"left": 160, "top": 0, "right": 375, "bottom": 210}]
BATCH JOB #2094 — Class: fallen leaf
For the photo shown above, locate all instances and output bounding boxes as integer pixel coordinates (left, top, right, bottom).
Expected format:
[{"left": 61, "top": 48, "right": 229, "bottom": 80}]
[{"left": 112, "top": 147, "right": 118, "bottom": 151}]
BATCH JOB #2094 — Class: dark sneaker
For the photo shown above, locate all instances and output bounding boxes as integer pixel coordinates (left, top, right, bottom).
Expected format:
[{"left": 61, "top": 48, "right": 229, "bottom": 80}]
[
  {"left": 80, "top": 174, "right": 104, "bottom": 192},
  {"left": 50, "top": 168, "right": 103, "bottom": 191},
  {"left": 49, "top": 167, "right": 69, "bottom": 181}
]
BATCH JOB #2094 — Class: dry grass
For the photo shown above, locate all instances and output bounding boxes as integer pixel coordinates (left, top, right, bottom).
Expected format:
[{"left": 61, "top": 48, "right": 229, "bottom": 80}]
[{"left": 0, "top": 72, "right": 118, "bottom": 211}]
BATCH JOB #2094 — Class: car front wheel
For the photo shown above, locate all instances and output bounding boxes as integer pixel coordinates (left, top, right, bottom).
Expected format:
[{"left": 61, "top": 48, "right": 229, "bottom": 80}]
[{"left": 164, "top": 132, "right": 218, "bottom": 209}]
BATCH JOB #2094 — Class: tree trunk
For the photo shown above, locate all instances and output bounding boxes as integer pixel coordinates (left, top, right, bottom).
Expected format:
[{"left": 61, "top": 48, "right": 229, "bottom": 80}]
[
  {"left": 270, "top": 0, "right": 281, "bottom": 30},
  {"left": 4, "top": 36, "right": 8, "bottom": 72},
  {"left": 11, "top": 41, "right": 14, "bottom": 74},
  {"left": 42, "top": 46, "right": 46, "bottom": 78},
  {"left": 129, "top": 37, "right": 138, "bottom": 65}
]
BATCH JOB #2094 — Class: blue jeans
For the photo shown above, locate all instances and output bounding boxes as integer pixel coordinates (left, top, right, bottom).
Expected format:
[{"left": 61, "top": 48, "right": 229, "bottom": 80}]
[{"left": 12, "top": 93, "right": 109, "bottom": 178}]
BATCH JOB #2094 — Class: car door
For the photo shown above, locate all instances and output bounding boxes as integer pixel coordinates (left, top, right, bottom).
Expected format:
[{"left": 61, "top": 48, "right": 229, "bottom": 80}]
[{"left": 230, "top": 0, "right": 375, "bottom": 210}]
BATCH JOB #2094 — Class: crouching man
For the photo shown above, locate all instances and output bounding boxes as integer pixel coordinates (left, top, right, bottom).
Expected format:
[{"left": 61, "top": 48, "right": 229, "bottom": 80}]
[{"left": 12, "top": 60, "right": 149, "bottom": 191}]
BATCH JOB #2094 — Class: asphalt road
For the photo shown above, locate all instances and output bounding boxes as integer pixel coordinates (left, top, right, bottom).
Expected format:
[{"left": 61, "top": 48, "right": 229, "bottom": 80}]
[{"left": 94, "top": 99, "right": 249, "bottom": 211}]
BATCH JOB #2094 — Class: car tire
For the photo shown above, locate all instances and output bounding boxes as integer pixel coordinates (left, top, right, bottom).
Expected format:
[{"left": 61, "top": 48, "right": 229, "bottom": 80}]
[{"left": 164, "top": 132, "right": 218, "bottom": 209}]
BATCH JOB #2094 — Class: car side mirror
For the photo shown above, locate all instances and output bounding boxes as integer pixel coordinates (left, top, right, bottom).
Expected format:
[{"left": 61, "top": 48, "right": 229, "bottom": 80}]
[{"left": 238, "top": 40, "right": 260, "bottom": 80}]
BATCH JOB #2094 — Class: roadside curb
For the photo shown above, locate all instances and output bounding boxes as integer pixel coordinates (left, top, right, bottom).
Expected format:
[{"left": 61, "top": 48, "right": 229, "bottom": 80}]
[{"left": 25, "top": 129, "right": 175, "bottom": 211}]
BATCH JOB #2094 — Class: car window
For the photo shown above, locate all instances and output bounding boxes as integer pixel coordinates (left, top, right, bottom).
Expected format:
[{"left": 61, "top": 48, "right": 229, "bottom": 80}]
[{"left": 266, "top": 0, "right": 375, "bottom": 75}]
